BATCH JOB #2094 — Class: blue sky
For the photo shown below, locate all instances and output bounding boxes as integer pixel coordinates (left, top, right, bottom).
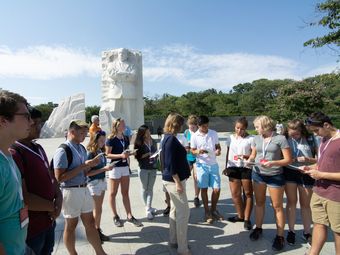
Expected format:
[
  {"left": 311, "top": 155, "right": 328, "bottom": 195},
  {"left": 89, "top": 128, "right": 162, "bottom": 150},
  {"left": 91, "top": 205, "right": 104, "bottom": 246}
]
[{"left": 0, "top": 0, "right": 338, "bottom": 106}]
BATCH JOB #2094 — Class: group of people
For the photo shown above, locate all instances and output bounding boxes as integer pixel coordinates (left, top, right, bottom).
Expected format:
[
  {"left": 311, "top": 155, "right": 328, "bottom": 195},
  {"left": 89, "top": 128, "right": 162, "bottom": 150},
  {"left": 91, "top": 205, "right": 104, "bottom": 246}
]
[{"left": 0, "top": 89, "right": 339, "bottom": 255}]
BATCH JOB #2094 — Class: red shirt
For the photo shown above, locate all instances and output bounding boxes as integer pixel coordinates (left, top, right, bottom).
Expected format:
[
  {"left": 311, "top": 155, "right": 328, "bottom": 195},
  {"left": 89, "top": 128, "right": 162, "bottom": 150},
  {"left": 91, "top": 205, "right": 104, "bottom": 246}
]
[
  {"left": 314, "top": 138, "right": 340, "bottom": 202},
  {"left": 10, "top": 142, "right": 56, "bottom": 239}
]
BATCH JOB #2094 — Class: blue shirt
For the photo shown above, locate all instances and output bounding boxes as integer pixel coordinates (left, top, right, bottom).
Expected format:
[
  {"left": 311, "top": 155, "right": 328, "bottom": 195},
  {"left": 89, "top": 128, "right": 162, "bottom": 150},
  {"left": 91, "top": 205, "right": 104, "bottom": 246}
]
[
  {"left": 0, "top": 153, "right": 27, "bottom": 255},
  {"left": 87, "top": 151, "right": 107, "bottom": 181},
  {"left": 106, "top": 136, "right": 129, "bottom": 167},
  {"left": 184, "top": 129, "right": 196, "bottom": 162},
  {"left": 53, "top": 140, "right": 88, "bottom": 187}
]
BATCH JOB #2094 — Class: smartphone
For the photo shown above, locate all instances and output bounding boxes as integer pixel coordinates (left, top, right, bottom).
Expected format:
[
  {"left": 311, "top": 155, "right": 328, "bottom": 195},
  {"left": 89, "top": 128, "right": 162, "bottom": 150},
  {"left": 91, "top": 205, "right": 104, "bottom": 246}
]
[
  {"left": 97, "top": 152, "right": 106, "bottom": 157},
  {"left": 109, "top": 160, "right": 120, "bottom": 167}
]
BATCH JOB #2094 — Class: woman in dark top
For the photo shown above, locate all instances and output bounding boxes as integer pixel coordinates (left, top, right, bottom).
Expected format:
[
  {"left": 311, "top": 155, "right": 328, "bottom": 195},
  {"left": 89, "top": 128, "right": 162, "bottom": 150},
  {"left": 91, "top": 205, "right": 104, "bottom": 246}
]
[
  {"left": 134, "top": 125, "right": 158, "bottom": 220},
  {"left": 86, "top": 130, "right": 113, "bottom": 242},
  {"left": 161, "top": 113, "right": 191, "bottom": 255},
  {"left": 105, "top": 118, "right": 142, "bottom": 228}
]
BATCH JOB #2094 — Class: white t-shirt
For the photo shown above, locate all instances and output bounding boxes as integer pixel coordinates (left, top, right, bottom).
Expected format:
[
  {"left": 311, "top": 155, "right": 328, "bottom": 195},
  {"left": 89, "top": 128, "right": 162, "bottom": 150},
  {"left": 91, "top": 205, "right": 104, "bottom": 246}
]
[
  {"left": 226, "top": 134, "right": 254, "bottom": 168},
  {"left": 176, "top": 134, "right": 189, "bottom": 147},
  {"left": 190, "top": 129, "right": 219, "bottom": 165}
]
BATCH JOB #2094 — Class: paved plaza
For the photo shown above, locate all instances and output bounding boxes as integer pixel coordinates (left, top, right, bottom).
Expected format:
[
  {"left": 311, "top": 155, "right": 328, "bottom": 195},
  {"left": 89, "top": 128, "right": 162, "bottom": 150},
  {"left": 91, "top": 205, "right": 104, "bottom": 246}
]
[{"left": 37, "top": 136, "right": 335, "bottom": 255}]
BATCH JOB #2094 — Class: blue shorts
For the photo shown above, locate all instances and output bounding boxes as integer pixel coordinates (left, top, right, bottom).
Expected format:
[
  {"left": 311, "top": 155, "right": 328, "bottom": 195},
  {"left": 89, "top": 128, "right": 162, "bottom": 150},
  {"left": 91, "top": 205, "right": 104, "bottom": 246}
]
[
  {"left": 252, "top": 171, "right": 285, "bottom": 188},
  {"left": 196, "top": 163, "right": 221, "bottom": 189}
]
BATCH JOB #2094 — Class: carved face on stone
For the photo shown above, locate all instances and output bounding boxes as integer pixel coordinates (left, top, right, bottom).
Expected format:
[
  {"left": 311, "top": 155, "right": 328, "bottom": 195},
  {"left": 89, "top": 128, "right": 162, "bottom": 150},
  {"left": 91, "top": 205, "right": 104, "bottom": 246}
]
[{"left": 117, "top": 49, "right": 128, "bottom": 62}]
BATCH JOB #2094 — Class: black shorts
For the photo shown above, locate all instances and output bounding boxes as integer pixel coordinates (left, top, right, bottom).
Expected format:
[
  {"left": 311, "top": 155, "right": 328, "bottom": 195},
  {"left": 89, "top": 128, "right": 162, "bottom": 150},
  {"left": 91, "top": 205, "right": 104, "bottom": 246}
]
[
  {"left": 226, "top": 167, "right": 252, "bottom": 180},
  {"left": 188, "top": 159, "right": 196, "bottom": 167},
  {"left": 283, "top": 167, "right": 315, "bottom": 188}
]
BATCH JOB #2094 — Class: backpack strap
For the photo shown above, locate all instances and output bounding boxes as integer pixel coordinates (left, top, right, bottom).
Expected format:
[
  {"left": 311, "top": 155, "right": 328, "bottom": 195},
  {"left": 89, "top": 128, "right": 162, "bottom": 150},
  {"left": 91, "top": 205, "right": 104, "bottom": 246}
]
[{"left": 50, "top": 143, "right": 73, "bottom": 171}]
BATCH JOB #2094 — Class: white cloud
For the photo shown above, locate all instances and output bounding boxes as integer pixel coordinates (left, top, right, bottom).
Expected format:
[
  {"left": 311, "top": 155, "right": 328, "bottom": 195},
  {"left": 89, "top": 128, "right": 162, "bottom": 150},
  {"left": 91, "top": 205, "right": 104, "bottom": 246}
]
[
  {"left": 0, "top": 45, "right": 100, "bottom": 79},
  {"left": 0, "top": 44, "right": 337, "bottom": 92}
]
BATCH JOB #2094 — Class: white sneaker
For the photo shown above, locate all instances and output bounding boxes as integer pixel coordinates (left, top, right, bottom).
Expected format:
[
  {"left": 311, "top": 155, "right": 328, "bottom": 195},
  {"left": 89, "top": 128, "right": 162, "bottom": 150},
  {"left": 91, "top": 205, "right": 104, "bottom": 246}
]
[{"left": 146, "top": 210, "right": 154, "bottom": 220}]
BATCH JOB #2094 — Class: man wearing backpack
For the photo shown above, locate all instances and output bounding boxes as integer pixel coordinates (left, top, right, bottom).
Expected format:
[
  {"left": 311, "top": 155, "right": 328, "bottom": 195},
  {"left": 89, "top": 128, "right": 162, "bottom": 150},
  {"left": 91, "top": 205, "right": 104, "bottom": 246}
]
[
  {"left": 11, "top": 107, "right": 62, "bottom": 255},
  {"left": 53, "top": 120, "right": 107, "bottom": 255}
]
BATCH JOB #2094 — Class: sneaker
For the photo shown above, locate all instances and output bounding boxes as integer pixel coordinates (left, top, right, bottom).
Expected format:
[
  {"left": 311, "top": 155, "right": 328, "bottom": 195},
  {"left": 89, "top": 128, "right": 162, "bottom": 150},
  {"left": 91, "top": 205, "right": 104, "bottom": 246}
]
[
  {"left": 272, "top": 235, "right": 285, "bottom": 251},
  {"left": 163, "top": 206, "right": 170, "bottom": 216},
  {"left": 113, "top": 215, "right": 123, "bottom": 227},
  {"left": 146, "top": 210, "right": 154, "bottom": 220},
  {"left": 149, "top": 207, "right": 157, "bottom": 215},
  {"left": 127, "top": 216, "right": 143, "bottom": 227},
  {"left": 227, "top": 215, "right": 244, "bottom": 223},
  {"left": 97, "top": 228, "right": 110, "bottom": 242},
  {"left": 303, "top": 232, "right": 312, "bottom": 246},
  {"left": 249, "top": 227, "right": 262, "bottom": 241},
  {"left": 205, "top": 212, "right": 213, "bottom": 224},
  {"left": 244, "top": 220, "right": 252, "bottom": 230},
  {"left": 193, "top": 197, "right": 200, "bottom": 208},
  {"left": 287, "top": 231, "right": 295, "bottom": 246},
  {"left": 211, "top": 210, "right": 224, "bottom": 221}
]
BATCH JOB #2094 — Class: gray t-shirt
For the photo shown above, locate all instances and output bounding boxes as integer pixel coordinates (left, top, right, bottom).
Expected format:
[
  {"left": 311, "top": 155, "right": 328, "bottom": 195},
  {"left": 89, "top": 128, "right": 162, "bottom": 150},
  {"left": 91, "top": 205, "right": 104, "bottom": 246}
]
[
  {"left": 53, "top": 140, "right": 87, "bottom": 187},
  {"left": 252, "top": 134, "right": 290, "bottom": 176}
]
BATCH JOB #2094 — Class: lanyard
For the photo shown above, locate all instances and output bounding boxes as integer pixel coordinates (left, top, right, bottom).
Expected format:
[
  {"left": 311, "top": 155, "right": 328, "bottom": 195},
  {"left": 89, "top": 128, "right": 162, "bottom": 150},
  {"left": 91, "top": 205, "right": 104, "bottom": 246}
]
[
  {"left": 318, "top": 130, "right": 340, "bottom": 163},
  {"left": 0, "top": 150, "right": 23, "bottom": 200},
  {"left": 291, "top": 138, "right": 302, "bottom": 158},
  {"left": 68, "top": 142, "right": 84, "bottom": 163},
  {"left": 119, "top": 138, "right": 125, "bottom": 150},
  {"left": 145, "top": 142, "right": 152, "bottom": 152},
  {"left": 15, "top": 141, "right": 49, "bottom": 169},
  {"left": 262, "top": 133, "right": 273, "bottom": 159}
]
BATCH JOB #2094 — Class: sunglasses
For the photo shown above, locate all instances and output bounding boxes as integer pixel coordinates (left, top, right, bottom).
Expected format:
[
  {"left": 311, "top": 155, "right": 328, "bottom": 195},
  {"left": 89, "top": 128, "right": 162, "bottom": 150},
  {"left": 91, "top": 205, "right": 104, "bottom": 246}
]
[
  {"left": 304, "top": 117, "right": 323, "bottom": 126},
  {"left": 14, "top": 112, "right": 31, "bottom": 121}
]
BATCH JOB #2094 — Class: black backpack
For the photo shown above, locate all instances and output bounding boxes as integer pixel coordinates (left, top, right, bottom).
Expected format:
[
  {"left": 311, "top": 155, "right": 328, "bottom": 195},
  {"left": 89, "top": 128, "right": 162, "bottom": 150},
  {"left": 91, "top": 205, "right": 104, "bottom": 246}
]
[
  {"left": 306, "top": 135, "right": 317, "bottom": 158},
  {"left": 49, "top": 144, "right": 73, "bottom": 172}
]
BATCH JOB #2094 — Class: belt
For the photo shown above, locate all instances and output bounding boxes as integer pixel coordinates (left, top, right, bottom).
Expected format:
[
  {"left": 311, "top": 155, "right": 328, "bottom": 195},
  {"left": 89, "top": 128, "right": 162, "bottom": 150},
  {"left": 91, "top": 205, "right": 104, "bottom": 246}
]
[{"left": 65, "top": 183, "right": 87, "bottom": 188}]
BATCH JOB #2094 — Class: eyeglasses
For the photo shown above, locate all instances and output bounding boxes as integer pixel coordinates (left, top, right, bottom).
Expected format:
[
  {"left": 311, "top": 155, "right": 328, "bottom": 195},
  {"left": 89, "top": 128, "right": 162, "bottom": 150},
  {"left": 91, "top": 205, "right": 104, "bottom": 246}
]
[
  {"left": 14, "top": 112, "right": 31, "bottom": 121},
  {"left": 304, "top": 117, "right": 323, "bottom": 126},
  {"left": 95, "top": 130, "right": 106, "bottom": 139}
]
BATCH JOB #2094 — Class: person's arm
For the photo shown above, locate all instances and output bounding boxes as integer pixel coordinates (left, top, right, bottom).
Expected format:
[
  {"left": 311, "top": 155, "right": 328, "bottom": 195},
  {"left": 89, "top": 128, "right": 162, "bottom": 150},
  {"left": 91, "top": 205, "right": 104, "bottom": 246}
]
[
  {"left": 215, "top": 143, "right": 221, "bottom": 156},
  {"left": 304, "top": 170, "right": 340, "bottom": 181},
  {"left": 86, "top": 165, "right": 113, "bottom": 177},
  {"left": 172, "top": 174, "right": 183, "bottom": 193},
  {"left": 247, "top": 146, "right": 257, "bottom": 162},
  {"left": 105, "top": 145, "right": 129, "bottom": 160}
]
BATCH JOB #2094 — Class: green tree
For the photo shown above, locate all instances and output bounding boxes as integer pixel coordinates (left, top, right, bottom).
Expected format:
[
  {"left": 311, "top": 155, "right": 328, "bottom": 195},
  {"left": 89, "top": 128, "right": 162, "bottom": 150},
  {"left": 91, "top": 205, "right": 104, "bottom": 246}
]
[
  {"left": 304, "top": 0, "right": 340, "bottom": 53},
  {"left": 85, "top": 105, "right": 100, "bottom": 123},
  {"left": 34, "top": 102, "right": 57, "bottom": 122}
]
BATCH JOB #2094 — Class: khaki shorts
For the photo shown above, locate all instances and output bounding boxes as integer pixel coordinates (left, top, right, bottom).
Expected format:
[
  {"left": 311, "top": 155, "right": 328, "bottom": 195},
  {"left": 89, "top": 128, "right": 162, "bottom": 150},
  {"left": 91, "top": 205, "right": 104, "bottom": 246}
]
[
  {"left": 87, "top": 178, "right": 107, "bottom": 196},
  {"left": 62, "top": 187, "right": 93, "bottom": 218},
  {"left": 311, "top": 192, "right": 340, "bottom": 233}
]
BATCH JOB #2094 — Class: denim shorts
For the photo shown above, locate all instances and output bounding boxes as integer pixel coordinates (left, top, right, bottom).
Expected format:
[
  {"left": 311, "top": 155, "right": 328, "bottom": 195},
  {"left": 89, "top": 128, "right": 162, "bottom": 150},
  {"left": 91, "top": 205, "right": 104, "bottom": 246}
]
[
  {"left": 252, "top": 171, "right": 285, "bottom": 188},
  {"left": 196, "top": 163, "right": 221, "bottom": 189},
  {"left": 283, "top": 167, "right": 315, "bottom": 188}
]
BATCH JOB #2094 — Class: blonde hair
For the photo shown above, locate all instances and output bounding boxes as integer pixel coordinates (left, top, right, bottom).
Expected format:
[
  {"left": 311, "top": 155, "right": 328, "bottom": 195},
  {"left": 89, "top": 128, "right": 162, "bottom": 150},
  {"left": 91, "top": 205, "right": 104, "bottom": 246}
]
[
  {"left": 87, "top": 131, "right": 106, "bottom": 154},
  {"left": 108, "top": 118, "right": 124, "bottom": 139},
  {"left": 253, "top": 115, "right": 276, "bottom": 132},
  {"left": 187, "top": 114, "right": 198, "bottom": 126},
  {"left": 163, "top": 113, "right": 185, "bottom": 135}
]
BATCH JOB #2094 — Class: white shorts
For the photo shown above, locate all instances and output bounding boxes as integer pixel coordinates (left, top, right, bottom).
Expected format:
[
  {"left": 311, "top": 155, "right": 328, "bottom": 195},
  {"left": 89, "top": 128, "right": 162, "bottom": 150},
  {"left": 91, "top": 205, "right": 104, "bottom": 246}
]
[
  {"left": 87, "top": 178, "right": 107, "bottom": 196},
  {"left": 108, "top": 166, "right": 130, "bottom": 179},
  {"left": 62, "top": 187, "right": 93, "bottom": 218}
]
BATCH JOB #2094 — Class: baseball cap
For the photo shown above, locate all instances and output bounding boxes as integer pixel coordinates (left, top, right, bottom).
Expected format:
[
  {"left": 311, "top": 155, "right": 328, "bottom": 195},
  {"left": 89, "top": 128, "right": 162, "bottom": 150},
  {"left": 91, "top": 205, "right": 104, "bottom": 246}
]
[{"left": 69, "top": 119, "right": 89, "bottom": 129}]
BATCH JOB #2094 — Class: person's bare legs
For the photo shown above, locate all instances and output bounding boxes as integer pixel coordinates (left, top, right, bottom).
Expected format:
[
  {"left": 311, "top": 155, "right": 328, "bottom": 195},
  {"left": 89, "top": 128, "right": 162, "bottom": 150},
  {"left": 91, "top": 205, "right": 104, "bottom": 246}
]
[
  {"left": 229, "top": 179, "right": 244, "bottom": 218},
  {"left": 253, "top": 182, "right": 267, "bottom": 228},
  {"left": 200, "top": 188, "right": 209, "bottom": 213},
  {"left": 211, "top": 188, "right": 220, "bottom": 212},
  {"left": 192, "top": 164, "right": 200, "bottom": 198},
  {"left": 309, "top": 223, "right": 328, "bottom": 255},
  {"left": 109, "top": 179, "right": 120, "bottom": 217},
  {"left": 80, "top": 212, "right": 106, "bottom": 255},
  {"left": 298, "top": 186, "right": 313, "bottom": 234},
  {"left": 92, "top": 192, "right": 105, "bottom": 229},
  {"left": 285, "top": 183, "right": 298, "bottom": 232},
  {"left": 241, "top": 179, "right": 253, "bottom": 221},
  {"left": 334, "top": 232, "right": 340, "bottom": 255},
  {"left": 120, "top": 175, "right": 132, "bottom": 218},
  {"left": 64, "top": 217, "right": 78, "bottom": 255},
  {"left": 268, "top": 186, "right": 285, "bottom": 236}
]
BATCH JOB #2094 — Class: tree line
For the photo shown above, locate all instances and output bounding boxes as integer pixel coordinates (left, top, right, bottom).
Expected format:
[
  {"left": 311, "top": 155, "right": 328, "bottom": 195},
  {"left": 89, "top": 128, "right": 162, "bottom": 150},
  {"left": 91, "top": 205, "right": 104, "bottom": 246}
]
[{"left": 34, "top": 73, "right": 340, "bottom": 126}]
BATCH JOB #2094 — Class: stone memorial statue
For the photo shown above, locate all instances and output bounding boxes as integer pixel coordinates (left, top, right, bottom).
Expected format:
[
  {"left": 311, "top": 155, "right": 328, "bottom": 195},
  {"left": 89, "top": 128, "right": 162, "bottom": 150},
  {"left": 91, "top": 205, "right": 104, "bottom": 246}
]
[{"left": 99, "top": 48, "right": 144, "bottom": 133}]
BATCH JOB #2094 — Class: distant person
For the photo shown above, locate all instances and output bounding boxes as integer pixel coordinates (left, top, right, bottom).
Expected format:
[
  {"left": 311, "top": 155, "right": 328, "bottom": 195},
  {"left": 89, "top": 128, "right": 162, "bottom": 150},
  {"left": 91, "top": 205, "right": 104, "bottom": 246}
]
[
  {"left": 190, "top": 116, "right": 222, "bottom": 223},
  {"left": 105, "top": 118, "right": 142, "bottom": 227},
  {"left": 86, "top": 130, "right": 114, "bottom": 243},
  {"left": 0, "top": 90, "right": 31, "bottom": 255},
  {"left": 302, "top": 112, "right": 340, "bottom": 255},
  {"left": 89, "top": 115, "right": 102, "bottom": 137},
  {"left": 183, "top": 115, "right": 200, "bottom": 208},
  {"left": 283, "top": 119, "right": 317, "bottom": 246},
  {"left": 134, "top": 125, "right": 158, "bottom": 220},
  {"left": 11, "top": 107, "right": 62, "bottom": 255},
  {"left": 248, "top": 115, "right": 292, "bottom": 251},
  {"left": 157, "top": 125, "right": 163, "bottom": 139},
  {"left": 161, "top": 113, "right": 191, "bottom": 255},
  {"left": 223, "top": 117, "right": 253, "bottom": 230},
  {"left": 53, "top": 120, "right": 107, "bottom": 255},
  {"left": 124, "top": 125, "right": 133, "bottom": 141}
]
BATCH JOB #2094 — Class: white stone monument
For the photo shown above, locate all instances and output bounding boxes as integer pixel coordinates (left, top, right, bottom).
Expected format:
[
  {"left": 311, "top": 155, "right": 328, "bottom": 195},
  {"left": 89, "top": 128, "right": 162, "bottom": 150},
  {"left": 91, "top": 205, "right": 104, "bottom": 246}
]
[
  {"left": 40, "top": 93, "right": 86, "bottom": 138},
  {"left": 99, "top": 48, "right": 144, "bottom": 133}
]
